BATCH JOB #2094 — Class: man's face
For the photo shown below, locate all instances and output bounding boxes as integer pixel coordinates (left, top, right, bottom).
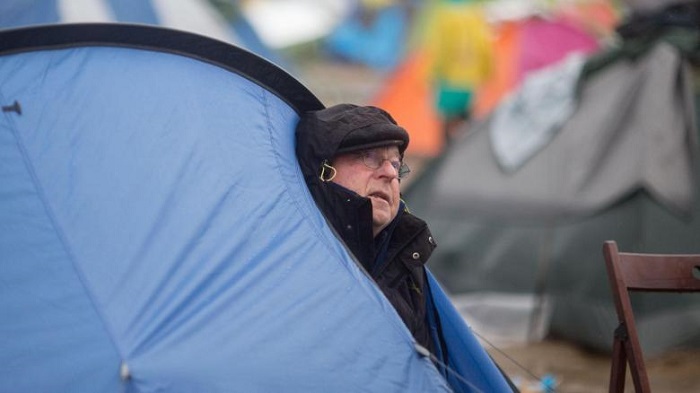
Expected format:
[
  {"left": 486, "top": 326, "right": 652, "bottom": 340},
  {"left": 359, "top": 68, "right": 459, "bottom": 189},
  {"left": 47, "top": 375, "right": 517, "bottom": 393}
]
[{"left": 331, "top": 146, "right": 402, "bottom": 237}]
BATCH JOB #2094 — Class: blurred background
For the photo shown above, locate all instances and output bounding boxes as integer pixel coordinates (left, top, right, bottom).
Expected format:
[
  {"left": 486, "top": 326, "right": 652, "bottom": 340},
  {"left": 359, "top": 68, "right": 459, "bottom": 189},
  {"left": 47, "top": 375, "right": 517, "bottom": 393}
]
[{"left": 2, "top": 0, "right": 699, "bottom": 391}]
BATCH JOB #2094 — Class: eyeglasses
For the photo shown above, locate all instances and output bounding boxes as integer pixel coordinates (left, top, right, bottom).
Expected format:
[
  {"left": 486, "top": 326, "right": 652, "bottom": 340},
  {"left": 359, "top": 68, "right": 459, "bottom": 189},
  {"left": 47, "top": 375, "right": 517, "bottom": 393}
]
[{"left": 355, "top": 149, "right": 411, "bottom": 179}]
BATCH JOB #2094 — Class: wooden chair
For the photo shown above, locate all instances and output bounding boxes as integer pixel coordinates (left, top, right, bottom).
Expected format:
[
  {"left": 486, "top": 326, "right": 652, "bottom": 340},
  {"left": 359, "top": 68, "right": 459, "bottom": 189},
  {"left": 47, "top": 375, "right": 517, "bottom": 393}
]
[{"left": 602, "top": 240, "right": 700, "bottom": 393}]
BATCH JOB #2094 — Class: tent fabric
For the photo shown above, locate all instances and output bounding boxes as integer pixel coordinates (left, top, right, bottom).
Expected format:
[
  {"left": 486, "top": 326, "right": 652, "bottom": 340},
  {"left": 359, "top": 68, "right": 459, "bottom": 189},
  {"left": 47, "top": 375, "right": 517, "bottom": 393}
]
[
  {"left": 0, "top": 23, "right": 512, "bottom": 392},
  {"left": 489, "top": 52, "right": 586, "bottom": 172},
  {"left": 556, "top": 0, "right": 620, "bottom": 38},
  {"left": 0, "top": 0, "right": 227, "bottom": 38},
  {"left": 476, "top": 15, "right": 600, "bottom": 119},
  {"left": 372, "top": 49, "right": 444, "bottom": 157},
  {"left": 515, "top": 16, "right": 598, "bottom": 82},
  {"left": 325, "top": 4, "right": 409, "bottom": 70},
  {"left": 427, "top": 272, "right": 513, "bottom": 393},
  {"left": 424, "top": 42, "right": 695, "bottom": 221},
  {"left": 622, "top": 0, "right": 687, "bottom": 12},
  {"left": 239, "top": 0, "right": 352, "bottom": 49},
  {"left": 470, "top": 20, "right": 522, "bottom": 120}
]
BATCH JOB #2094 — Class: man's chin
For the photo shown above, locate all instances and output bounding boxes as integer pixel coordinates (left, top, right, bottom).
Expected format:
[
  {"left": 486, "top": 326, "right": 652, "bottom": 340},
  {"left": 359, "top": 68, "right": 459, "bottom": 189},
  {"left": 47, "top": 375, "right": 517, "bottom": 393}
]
[{"left": 372, "top": 215, "right": 392, "bottom": 233}]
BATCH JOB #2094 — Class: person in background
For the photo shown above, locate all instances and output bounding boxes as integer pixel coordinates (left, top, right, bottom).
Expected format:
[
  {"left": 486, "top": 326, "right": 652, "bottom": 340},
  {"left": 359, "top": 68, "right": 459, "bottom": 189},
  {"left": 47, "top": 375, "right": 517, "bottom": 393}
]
[{"left": 425, "top": 0, "right": 494, "bottom": 140}]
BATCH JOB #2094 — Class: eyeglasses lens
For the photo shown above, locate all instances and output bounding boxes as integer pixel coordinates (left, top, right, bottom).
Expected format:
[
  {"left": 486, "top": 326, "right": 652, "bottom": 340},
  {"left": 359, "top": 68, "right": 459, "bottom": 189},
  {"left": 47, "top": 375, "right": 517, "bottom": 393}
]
[{"left": 360, "top": 150, "right": 410, "bottom": 179}]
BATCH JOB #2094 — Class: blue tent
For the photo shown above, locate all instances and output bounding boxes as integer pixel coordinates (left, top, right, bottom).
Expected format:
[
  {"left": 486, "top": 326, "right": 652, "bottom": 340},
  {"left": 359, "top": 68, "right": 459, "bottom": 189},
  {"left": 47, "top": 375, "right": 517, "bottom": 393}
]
[
  {"left": 0, "top": 24, "right": 510, "bottom": 392},
  {"left": 325, "top": 3, "right": 409, "bottom": 70}
]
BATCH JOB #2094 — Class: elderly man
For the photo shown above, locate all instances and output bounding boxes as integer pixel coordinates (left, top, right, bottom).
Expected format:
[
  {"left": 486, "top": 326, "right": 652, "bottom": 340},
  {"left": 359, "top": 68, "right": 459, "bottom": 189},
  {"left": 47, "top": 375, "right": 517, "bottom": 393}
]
[{"left": 295, "top": 104, "right": 442, "bottom": 356}]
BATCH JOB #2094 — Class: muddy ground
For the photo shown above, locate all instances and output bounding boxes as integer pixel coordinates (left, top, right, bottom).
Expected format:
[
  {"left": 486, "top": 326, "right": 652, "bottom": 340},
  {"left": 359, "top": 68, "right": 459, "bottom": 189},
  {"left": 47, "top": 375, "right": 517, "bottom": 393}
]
[{"left": 488, "top": 338, "right": 700, "bottom": 393}]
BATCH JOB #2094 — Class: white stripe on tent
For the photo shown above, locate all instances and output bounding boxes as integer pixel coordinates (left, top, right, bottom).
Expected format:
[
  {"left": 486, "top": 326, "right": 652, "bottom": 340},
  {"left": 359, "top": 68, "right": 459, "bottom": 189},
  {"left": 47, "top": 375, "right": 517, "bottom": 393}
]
[
  {"left": 152, "top": 0, "right": 233, "bottom": 43},
  {"left": 242, "top": 0, "right": 350, "bottom": 48},
  {"left": 57, "top": 0, "right": 236, "bottom": 44},
  {"left": 59, "top": 0, "right": 114, "bottom": 22}
]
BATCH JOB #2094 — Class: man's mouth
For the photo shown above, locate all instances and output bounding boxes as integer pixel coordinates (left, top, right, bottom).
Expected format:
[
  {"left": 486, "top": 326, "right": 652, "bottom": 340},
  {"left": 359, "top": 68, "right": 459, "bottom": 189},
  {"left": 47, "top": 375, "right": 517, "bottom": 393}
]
[{"left": 369, "top": 191, "right": 390, "bottom": 204}]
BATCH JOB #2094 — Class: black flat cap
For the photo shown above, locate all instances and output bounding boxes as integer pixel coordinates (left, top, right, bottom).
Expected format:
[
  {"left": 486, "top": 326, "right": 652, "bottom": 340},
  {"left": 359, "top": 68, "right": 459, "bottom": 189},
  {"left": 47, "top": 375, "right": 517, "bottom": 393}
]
[{"left": 314, "top": 104, "right": 409, "bottom": 156}]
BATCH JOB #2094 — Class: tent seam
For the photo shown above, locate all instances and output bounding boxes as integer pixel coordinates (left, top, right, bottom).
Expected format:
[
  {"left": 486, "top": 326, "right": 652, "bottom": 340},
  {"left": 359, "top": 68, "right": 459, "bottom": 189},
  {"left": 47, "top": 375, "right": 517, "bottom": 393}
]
[{"left": 4, "top": 102, "right": 128, "bottom": 372}]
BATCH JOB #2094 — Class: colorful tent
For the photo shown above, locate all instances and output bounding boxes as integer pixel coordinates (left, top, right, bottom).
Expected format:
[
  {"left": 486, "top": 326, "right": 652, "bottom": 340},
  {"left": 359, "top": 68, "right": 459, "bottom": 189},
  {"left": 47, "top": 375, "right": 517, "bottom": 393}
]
[
  {"left": 0, "top": 23, "right": 512, "bottom": 392},
  {"left": 324, "top": 1, "right": 410, "bottom": 71},
  {"left": 373, "top": 0, "right": 617, "bottom": 158}
]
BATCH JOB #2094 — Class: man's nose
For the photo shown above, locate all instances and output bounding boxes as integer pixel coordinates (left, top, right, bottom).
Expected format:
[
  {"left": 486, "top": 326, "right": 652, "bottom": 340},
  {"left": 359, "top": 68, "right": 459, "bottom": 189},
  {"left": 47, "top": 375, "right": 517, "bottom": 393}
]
[{"left": 376, "top": 159, "right": 399, "bottom": 179}]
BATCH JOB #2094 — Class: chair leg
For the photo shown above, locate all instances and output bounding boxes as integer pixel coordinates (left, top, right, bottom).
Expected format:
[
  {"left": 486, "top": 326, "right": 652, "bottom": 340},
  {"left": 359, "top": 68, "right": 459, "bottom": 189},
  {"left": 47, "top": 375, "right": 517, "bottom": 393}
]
[
  {"left": 609, "top": 335, "right": 627, "bottom": 393},
  {"left": 625, "top": 339, "right": 652, "bottom": 393}
]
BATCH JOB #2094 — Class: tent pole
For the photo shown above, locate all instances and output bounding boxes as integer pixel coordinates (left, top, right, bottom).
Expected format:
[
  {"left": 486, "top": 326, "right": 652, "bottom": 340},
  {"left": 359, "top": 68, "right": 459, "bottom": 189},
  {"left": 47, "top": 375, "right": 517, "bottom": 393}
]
[{"left": 528, "top": 225, "right": 554, "bottom": 342}]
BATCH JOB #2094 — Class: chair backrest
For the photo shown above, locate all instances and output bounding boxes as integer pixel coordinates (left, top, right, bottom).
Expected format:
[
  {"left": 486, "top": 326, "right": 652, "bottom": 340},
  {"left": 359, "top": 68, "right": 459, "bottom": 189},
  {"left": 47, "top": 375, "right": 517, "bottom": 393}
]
[{"left": 602, "top": 240, "right": 700, "bottom": 393}]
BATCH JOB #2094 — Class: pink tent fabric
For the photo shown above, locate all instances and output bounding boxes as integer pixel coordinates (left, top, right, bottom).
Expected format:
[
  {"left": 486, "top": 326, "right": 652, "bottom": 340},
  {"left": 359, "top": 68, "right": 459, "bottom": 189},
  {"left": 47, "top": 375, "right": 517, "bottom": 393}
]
[{"left": 517, "top": 17, "right": 599, "bottom": 81}]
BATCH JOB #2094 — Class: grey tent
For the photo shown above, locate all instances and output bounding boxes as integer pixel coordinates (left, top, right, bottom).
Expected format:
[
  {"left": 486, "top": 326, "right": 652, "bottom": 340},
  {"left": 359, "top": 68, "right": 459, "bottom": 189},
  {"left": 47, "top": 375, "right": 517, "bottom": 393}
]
[{"left": 406, "top": 19, "right": 700, "bottom": 354}]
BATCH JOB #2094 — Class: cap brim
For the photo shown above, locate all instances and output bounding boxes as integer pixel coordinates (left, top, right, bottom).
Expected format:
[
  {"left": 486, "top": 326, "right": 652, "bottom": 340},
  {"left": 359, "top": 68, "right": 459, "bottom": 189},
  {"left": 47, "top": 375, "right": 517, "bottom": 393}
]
[{"left": 336, "top": 139, "right": 405, "bottom": 155}]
